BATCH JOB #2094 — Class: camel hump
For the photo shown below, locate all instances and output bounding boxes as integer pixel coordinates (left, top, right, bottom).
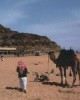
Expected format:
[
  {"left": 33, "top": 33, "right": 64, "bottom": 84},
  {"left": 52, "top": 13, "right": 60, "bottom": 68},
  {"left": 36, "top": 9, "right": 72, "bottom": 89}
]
[
  {"left": 58, "top": 49, "right": 76, "bottom": 60},
  {"left": 67, "top": 49, "right": 76, "bottom": 59}
]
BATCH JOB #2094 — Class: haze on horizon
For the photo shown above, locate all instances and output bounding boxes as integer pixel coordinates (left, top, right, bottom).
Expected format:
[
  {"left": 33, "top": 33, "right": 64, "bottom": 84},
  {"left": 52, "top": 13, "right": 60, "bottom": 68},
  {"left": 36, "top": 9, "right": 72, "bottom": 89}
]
[{"left": 0, "top": 0, "right": 80, "bottom": 50}]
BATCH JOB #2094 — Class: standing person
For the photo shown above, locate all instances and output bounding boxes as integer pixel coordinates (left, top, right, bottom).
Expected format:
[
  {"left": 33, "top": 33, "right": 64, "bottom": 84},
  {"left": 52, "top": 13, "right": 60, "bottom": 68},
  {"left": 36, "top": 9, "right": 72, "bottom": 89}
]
[{"left": 16, "top": 61, "right": 28, "bottom": 93}]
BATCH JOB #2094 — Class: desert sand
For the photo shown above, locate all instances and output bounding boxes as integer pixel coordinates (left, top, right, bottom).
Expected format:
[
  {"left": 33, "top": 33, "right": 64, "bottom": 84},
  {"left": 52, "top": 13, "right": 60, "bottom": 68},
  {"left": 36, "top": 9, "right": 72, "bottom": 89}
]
[{"left": 0, "top": 54, "right": 80, "bottom": 100}]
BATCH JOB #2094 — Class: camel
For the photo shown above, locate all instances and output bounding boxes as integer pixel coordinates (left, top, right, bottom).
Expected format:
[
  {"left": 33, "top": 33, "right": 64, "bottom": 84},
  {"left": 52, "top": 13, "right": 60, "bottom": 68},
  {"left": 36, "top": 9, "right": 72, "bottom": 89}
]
[{"left": 48, "top": 49, "right": 80, "bottom": 87}]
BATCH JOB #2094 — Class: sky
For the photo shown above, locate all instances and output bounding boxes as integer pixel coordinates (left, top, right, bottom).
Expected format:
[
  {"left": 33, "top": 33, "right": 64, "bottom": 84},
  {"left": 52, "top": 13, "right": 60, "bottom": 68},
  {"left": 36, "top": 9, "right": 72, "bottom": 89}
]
[{"left": 0, "top": 0, "right": 80, "bottom": 50}]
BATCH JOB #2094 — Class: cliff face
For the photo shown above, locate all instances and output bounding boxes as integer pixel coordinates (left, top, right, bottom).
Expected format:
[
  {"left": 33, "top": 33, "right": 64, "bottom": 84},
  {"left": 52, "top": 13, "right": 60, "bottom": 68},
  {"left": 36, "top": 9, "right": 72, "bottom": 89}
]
[{"left": 0, "top": 24, "right": 61, "bottom": 52}]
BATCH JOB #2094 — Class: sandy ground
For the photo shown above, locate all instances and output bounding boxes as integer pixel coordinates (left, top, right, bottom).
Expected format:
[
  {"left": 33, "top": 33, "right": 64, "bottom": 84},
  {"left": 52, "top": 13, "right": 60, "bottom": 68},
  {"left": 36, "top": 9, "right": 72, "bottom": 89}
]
[{"left": 0, "top": 54, "right": 80, "bottom": 100}]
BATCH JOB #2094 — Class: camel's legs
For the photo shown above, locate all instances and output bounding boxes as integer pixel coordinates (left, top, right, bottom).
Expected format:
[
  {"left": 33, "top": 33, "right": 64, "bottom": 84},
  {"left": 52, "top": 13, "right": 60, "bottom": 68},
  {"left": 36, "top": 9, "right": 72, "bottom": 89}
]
[
  {"left": 59, "top": 67, "right": 63, "bottom": 85},
  {"left": 77, "top": 70, "right": 80, "bottom": 85},
  {"left": 64, "top": 67, "right": 68, "bottom": 85},
  {"left": 71, "top": 65, "right": 76, "bottom": 87}
]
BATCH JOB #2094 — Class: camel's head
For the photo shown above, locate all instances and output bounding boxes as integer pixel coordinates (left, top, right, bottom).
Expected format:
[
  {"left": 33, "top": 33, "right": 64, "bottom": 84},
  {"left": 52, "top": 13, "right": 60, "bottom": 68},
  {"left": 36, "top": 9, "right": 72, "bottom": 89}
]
[{"left": 48, "top": 51, "right": 55, "bottom": 61}]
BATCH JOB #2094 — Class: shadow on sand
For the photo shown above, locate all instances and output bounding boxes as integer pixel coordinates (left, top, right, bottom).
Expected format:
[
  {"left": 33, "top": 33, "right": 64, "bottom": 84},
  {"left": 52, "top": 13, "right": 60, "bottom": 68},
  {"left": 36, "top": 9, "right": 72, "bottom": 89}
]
[
  {"left": 42, "top": 82, "right": 78, "bottom": 88},
  {"left": 5, "top": 87, "right": 22, "bottom": 92},
  {"left": 30, "top": 80, "right": 70, "bottom": 88},
  {"left": 42, "top": 81, "right": 79, "bottom": 88},
  {"left": 42, "top": 82, "right": 65, "bottom": 87}
]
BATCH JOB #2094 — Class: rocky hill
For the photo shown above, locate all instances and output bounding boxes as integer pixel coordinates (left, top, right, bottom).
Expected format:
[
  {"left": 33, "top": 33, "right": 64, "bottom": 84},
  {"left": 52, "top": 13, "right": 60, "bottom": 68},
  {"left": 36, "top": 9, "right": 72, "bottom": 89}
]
[{"left": 0, "top": 24, "right": 61, "bottom": 52}]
